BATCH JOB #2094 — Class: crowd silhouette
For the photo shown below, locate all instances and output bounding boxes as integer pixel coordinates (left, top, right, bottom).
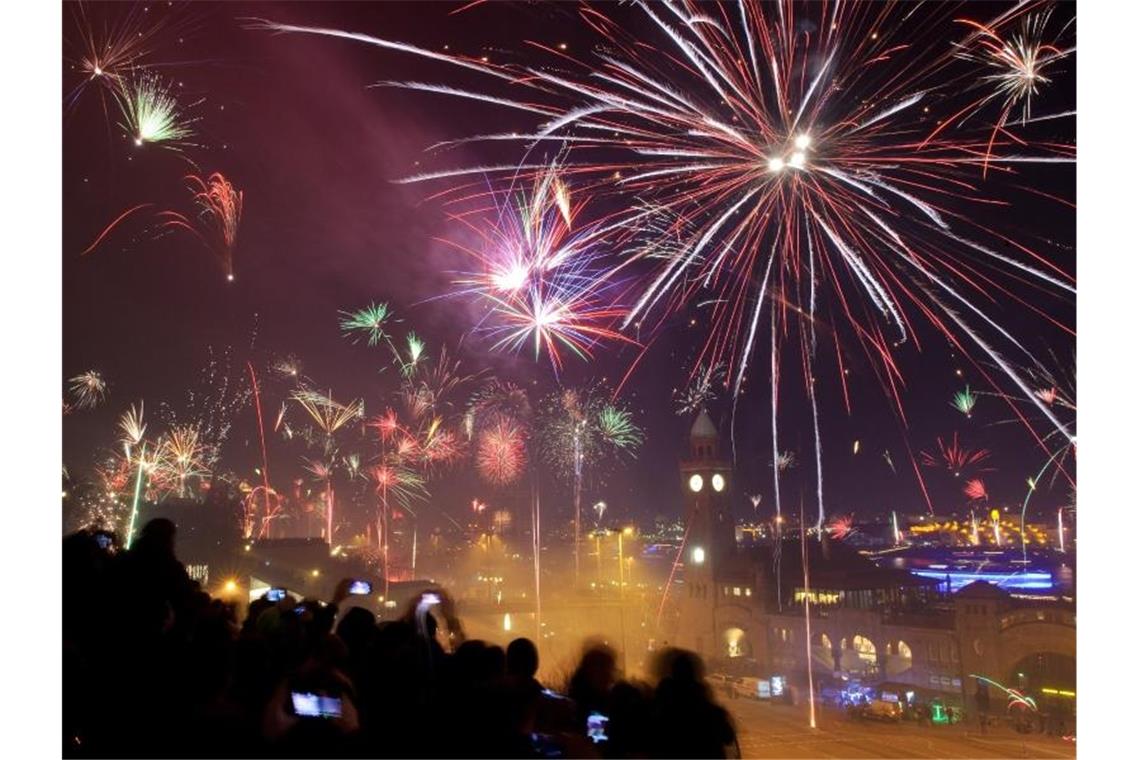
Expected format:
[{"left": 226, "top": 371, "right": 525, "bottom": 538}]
[{"left": 64, "top": 520, "right": 739, "bottom": 758}]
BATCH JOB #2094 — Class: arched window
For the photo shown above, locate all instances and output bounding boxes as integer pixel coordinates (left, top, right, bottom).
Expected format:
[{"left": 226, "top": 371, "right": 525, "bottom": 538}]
[
  {"left": 819, "top": 633, "right": 832, "bottom": 650},
  {"left": 852, "top": 635, "right": 877, "bottom": 663},
  {"left": 840, "top": 637, "right": 848, "bottom": 650},
  {"left": 724, "top": 627, "right": 747, "bottom": 658},
  {"left": 896, "top": 641, "right": 912, "bottom": 660}
]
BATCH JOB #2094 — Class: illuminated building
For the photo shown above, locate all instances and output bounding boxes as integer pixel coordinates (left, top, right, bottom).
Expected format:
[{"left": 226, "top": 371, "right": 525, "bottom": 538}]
[{"left": 666, "top": 413, "right": 1075, "bottom": 710}]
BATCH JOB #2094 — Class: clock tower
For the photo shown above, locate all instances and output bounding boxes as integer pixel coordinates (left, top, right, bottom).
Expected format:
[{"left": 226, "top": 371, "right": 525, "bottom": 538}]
[{"left": 673, "top": 410, "right": 736, "bottom": 658}]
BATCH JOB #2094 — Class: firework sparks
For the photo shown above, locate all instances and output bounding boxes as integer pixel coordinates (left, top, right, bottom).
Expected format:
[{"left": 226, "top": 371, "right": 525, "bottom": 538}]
[
  {"left": 964, "top": 478, "right": 989, "bottom": 502},
  {"left": 117, "top": 71, "right": 195, "bottom": 149},
  {"left": 476, "top": 415, "right": 527, "bottom": 486},
  {"left": 674, "top": 362, "right": 726, "bottom": 416},
  {"left": 538, "top": 387, "right": 642, "bottom": 580},
  {"left": 772, "top": 451, "right": 796, "bottom": 472},
  {"left": 826, "top": 514, "right": 855, "bottom": 541},
  {"left": 69, "top": 370, "right": 108, "bottom": 410},
  {"left": 952, "top": 7, "right": 1074, "bottom": 127},
  {"left": 118, "top": 402, "right": 146, "bottom": 457},
  {"left": 292, "top": 390, "right": 364, "bottom": 447},
  {"left": 160, "top": 173, "right": 244, "bottom": 281},
  {"left": 593, "top": 500, "right": 607, "bottom": 523},
  {"left": 153, "top": 425, "right": 208, "bottom": 498},
  {"left": 253, "top": 2, "right": 1074, "bottom": 521},
  {"left": 921, "top": 433, "right": 992, "bottom": 477},
  {"left": 444, "top": 162, "right": 635, "bottom": 371},
  {"left": 952, "top": 386, "right": 978, "bottom": 418},
  {"left": 339, "top": 302, "right": 395, "bottom": 347},
  {"left": 597, "top": 404, "right": 644, "bottom": 451}
]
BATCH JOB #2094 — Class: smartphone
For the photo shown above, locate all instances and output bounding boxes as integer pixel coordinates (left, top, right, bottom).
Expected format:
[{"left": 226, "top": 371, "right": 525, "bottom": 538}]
[
  {"left": 265, "top": 588, "right": 287, "bottom": 602},
  {"left": 290, "top": 691, "right": 342, "bottom": 719},
  {"left": 93, "top": 532, "right": 113, "bottom": 550},
  {"left": 293, "top": 604, "right": 308, "bottom": 615},
  {"left": 348, "top": 580, "right": 372, "bottom": 595},
  {"left": 586, "top": 712, "right": 609, "bottom": 744}
]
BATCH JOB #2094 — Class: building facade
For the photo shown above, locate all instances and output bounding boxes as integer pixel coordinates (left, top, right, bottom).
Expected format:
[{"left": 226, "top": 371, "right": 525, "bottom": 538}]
[{"left": 669, "top": 413, "right": 1075, "bottom": 709}]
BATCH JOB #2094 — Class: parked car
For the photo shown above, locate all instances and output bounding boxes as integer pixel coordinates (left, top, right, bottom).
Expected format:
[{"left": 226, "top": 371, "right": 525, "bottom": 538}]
[
  {"left": 859, "top": 698, "right": 903, "bottom": 722},
  {"left": 732, "top": 676, "right": 763, "bottom": 700}
]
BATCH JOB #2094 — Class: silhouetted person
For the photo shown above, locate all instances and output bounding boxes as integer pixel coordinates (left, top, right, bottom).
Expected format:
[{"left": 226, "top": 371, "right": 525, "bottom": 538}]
[
  {"left": 507, "top": 637, "right": 540, "bottom": 685},
  {"left": 650, "top": 648, "right": 737, "bottom": 759},
  {"left": 975, "top": 681, "right": 991, "bottom": 734},
  {"left": 569, "top": 643, "right": 618, "bottom": 730}
]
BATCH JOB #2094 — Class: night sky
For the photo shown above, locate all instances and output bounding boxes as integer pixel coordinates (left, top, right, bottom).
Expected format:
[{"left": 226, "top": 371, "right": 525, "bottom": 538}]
[{"left": 62, "top": 1, "right": 1076, "bottom": 533}]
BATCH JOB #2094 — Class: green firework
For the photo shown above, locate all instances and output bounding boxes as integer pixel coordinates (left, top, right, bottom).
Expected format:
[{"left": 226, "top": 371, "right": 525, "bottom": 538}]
[
  {"left": 339, "top": 302, "right": 393, "bottom": 346},
  {"left": 951, "top": 386, "right": 978, "bottom": 417},
  {"left": 118, "top": 72, "right": 194, "bottom": 148}
]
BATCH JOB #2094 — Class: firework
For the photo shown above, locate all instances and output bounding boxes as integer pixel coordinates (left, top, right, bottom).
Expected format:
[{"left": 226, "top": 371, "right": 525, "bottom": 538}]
[
  {"left": 153, "top": 425, "right": 208, "bottom": 498},
  {"left": 964, "top": 478, "right": 989, "bottom": 502},
  {"left": 952, "top": 386, "right": 978, "bottom": 418},
  {"left": 468, "top": 381, "right": 532, "bottom": 433},
  {"left": 67, "top": 3, "right": 152, "bottom": 95},
  {"left": 419, "top": 423, "right": 463, "bottom": 468},
  {"left": 118, "top": 402, "right": 146, "bottom": 457},
  {"left": 69, "top": 370, "right": 108, "bottom": 410},
  {"left": 292, "top": 390, "right": 364, "bottom": 448},
  {"left": 597, "top": 404, "right": 644, "bottom": 451},
  {"left": 159, "top": 347, "right": 250, "bottom": 470},
  {"left": 247, "top": 361, "right": 273, "bottom": 525},
  {"left": 971, "top": 675, "right": 1038, "bottom": 714},
  {"left": 272, "top": 354, "right": 305, "bottom": 381},
  {"left": 476, "top": 415, "right": 527, "bottom": 485},
  {"left": 593, "top": 500, "right": 607, "bottom": 524},
  {"left": 404, "top": 332, "right": 426, "bottom": 374},
  {"left": 772, "top": 451, "right": 796, "bottom": 472},
  {"left": 117, "top": 71, "right": 195, "bottom": 149},
  {"left": 65, "top": 2, "right": 194, "bottom": 114},
  {"left": 674, "top": 362, "right": 725, "bottom": 416},
  {"left": 951, "top": 7, "right": 1074, "bottom": 130},
  {"left": 444, "top": 162, "right": 634, "bottom": 371},
  {"left": 340, "top": 302, "right": 395, "bottom": 347},
  {"left": 921, "top": 433, "right": 991, "bottom": 477},
  {"left": 160, "top": 173, "right": 244, "bottom": 281},
  {"left": 538, "top": 387, "right": 642, "bottom": 580},
  {"left": 369, "top": 462, "right": 428, "bottom": 510},
  {"left": 253, "top": 1, "right": 1074, "bottom": 523},
  {"left": 826, "top": 514, "right": 855, "bottom": 541},
  {"left": 242, "top": 486, "right": 285, "bottom": 539}
]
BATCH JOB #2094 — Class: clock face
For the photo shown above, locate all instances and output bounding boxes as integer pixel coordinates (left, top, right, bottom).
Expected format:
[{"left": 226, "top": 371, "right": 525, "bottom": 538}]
[
  {"left": 688, "top": 473, "right": 704, "bottom": 492},
  {"left": 712, "top": 473, "right": 726, "bottom": 492}
]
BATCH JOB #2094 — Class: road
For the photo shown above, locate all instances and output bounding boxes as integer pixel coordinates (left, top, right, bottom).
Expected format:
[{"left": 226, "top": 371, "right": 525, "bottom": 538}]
[{"left": 726, "top": 700, "right": 1076, "bottom": 759}]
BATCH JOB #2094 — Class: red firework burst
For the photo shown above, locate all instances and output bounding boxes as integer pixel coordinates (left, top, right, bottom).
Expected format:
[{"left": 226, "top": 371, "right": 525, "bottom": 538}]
[
  {"left": 921, "top": 433, "right": 992, "bottom": 477},
  {"left": 159, "top": 173, "right": 244, "bottom": 281},
  {"left": 826, "top": 514, "right": 855, "bottom": 541},
  {"left": 963, "top": 478, "right": 989, "bottom": 502},
  {"left": 476, "top": 415, "right": 527, "bottom": 486}
]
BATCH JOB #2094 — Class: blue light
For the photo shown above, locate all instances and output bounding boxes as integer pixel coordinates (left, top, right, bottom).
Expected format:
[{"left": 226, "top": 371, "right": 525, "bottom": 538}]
[{"left": 913, "top": 569, "right": 1054, "bottom": 592}]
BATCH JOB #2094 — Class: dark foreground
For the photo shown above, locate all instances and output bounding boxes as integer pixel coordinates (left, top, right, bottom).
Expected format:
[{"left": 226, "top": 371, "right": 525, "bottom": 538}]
[
  {"left": 729, "top": 700, "right": 1076, "bottom": 759},
  {"left": 65, "top": 519, "right": 1075, "bottom": 759}
]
